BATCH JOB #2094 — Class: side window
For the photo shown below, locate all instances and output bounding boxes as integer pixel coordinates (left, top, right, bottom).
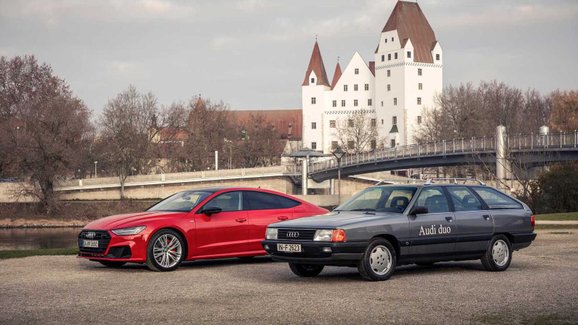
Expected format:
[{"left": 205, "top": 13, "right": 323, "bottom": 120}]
[
  {"left": 446, "top": 187, "right": 482, "bottom": 211},
  {"left": 415, "top": 187, "right": 449, "bottom": 213},
  {"left": 204, "top": 192, "right": 241, "bottom": 212},
  {"left": 244, "top": 191, "right": 300, "bottom": 210},
  {"left": 472, "top": 188, "right": 522, "bottom": 209}
]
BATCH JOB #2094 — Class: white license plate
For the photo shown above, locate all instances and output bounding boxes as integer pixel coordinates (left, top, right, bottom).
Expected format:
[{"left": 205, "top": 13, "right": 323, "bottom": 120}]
[
  {"left": 82, "top": 240, "right": 99, "bottom": 248},
  {"left": 277, "top": 243, "right": 302, "bottom": 253}
]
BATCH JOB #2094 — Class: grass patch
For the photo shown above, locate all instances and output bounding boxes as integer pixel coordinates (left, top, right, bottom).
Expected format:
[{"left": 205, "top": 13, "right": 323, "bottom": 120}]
[
  {"left": 535, "top": 212, "right": 578, "bottom": 221},
  {"left": 0, "top": 247, "right": 78, "bottom": 260}
]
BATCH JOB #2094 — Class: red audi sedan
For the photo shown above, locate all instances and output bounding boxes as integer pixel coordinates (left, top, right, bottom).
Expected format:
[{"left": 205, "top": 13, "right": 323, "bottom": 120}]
[{"left": 78, "top": 187, "right": 328, "bottom": 271}]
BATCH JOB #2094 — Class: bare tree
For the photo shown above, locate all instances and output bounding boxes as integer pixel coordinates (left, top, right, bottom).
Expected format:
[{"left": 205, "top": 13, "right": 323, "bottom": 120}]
[
  {"left": 99, "top": 85, "right": 160, "bottom": 199},
  {"left": 549, "top": 90, "right": 578, "bottom": 131},
  {"left": 0, "top": 55, "right": 93, "bottom": 213},
  {"left": 335, "top": 113, "right": 377, "bottom": 154},
  {"left": 236, "top": 113, "right": 285, "bottom": 167}
]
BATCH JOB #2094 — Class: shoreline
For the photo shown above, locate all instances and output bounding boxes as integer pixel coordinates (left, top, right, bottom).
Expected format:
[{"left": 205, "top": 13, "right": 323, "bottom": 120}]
[{"left": 0, "top": 218, "right": 88, "bottom": 229}]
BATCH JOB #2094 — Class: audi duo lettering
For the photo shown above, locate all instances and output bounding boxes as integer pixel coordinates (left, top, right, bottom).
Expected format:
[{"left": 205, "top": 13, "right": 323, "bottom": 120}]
[{"left": 263, "top": 183, "right": 536, "bottom": 281}]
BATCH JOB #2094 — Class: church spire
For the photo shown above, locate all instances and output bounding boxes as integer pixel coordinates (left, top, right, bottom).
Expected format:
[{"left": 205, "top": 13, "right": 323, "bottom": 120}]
[
  {"left": 330, "top": 61, "right": 342, "bottom": 89},
  {"left": 302, "top": 41, "right": 330, "bottom": 87}
]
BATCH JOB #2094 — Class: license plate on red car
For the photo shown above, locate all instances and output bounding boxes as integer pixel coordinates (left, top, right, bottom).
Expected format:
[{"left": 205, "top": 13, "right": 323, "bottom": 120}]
[
  {"left": 277, "top": 243, "right": 301, "bottom": 253},
  {"left": 82, "top": 240, "right": 99, "bottom": 248}
]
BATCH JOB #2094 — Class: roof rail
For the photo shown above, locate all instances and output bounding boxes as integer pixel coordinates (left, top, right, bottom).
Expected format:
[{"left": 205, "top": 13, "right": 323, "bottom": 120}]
[{"left": 424, "top": 178, "right": 486, "bottom": 186}]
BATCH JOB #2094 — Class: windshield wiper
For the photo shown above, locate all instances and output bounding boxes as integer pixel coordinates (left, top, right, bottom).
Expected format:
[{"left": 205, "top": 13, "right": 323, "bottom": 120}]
[{"left": 350, "top": 208, "right": 376, "bottom": 212}]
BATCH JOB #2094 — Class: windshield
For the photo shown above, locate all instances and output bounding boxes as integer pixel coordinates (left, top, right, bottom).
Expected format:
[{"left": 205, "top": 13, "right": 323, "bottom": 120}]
[
  {"left": 335, "top": 186, "right": 417, "bottom": 213},
  {"left": 147, "top": 190, "right": 213, "bottom": 212}
]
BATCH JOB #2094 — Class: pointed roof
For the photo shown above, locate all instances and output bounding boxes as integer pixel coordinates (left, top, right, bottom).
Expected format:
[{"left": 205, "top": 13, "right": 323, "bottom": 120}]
[
  {"left": 193, "top": 96, "right": 205, "bottom": 111},
  {"left": 330, "top": 62, "right": 342, "bottom": 89},
  {"left": 382, "top": 1, "right": 437, "bottom": 63},
  {"left": 302, "top": 41, "right": 330, "bottom": 87},
  {"left": 368, "top": 61, "right": 375, "bottom": 76}
]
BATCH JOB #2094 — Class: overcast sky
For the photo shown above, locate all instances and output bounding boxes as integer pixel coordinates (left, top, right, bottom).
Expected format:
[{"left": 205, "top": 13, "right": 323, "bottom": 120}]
[{"left": 1, "top": 0, "right": 577, "bottom": 114}]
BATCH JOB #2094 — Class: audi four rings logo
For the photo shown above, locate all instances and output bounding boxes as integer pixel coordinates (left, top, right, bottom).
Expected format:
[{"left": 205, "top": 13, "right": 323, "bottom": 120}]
[
  {"left": 286, "top": 231, "right": 300, "bottom": 238},
  {"left": 85, "top": 232, "right": 96, "bottom": 239}
]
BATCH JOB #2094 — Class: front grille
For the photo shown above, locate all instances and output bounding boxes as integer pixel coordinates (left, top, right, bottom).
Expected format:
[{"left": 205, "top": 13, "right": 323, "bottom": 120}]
[
  {"left": 78, "top": 230, "right": 111, "bottom": 254},
  {"left": 278, "top": 229, "right": 316, "bottom": 241}
]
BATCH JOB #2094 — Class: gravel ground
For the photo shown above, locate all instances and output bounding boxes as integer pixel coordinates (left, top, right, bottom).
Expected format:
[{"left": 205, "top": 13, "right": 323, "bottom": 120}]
[{"left": 1, "top": 230, "right": 577, "bottom": 325}]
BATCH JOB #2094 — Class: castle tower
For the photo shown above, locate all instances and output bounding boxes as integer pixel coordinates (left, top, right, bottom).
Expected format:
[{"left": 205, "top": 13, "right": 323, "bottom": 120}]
[
  {"left": 374, "top": 1, "right": 442, "bottom": 147},
  {"left": 301, "top": 41, "right": 331, "bottom": 151}
]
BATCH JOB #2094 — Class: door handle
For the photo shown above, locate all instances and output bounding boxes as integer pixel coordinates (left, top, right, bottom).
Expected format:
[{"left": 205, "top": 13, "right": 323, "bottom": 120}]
[
  {"left": 483, "top": 215, "right": 491, "bottom": 221},
  {"left": 445, "top": 216, "right": 453, "bottom": 222},
  {"left": 235, "top": 218, "right": 247, "bottom": 223},
  {"left": 277, "top": 216, "right": 289, "bottom": 221}
]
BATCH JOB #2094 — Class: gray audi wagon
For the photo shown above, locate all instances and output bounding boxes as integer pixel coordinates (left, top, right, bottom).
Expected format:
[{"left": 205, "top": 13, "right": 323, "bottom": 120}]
[{"left": 262, "top": 181, "right": 536, "bottom": 281}]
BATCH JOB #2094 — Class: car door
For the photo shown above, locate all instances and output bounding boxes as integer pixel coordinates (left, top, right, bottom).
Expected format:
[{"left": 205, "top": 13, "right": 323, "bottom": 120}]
[
  {"left": 408, "top": 186, "right": 456, "bottom": 257},
  {"left": 194, "top": 191, "right": 250, "bottom": 257},
  {"left": 243, "top": 191, "right": 298, "bottom": 252},
  {"left": 445, "top": 186, "right": 494, "bottom": 253}
]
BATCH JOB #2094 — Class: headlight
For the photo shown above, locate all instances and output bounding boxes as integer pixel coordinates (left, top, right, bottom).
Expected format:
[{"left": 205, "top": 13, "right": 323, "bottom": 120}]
[
  {"left": 314, "top": 229, "right": 346, "bottom": 242},
  {"left": 111, "top": 226, "right": 146, "bottom": 236},
  {"left": 266, "top": 228, "right": 278, "bottom": 240}
]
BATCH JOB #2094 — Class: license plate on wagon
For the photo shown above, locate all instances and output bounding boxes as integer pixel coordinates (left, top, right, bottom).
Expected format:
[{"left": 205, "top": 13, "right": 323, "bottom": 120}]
[
  {"left": 277, "top": 243, "right": 301, "bottom": 253},
  {"left": 82, "top": 240, "right": 99, "bottom": 248}
]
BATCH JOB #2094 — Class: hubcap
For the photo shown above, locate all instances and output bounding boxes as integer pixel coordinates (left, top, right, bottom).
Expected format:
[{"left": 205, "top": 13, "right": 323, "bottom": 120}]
[
  {"left": 492, "top": 239, "right": 509, "bottom": 267},
  {"left": 369, "top": 245, "right": 392, "bottom": 275},
  {"left": 153, "top": 234, "right": 182, "bottom": 268}
]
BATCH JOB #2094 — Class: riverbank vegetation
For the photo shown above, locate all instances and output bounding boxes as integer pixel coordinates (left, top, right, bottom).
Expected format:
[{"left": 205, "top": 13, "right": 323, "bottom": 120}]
[{"left": 0, "top": 247, "right": 77, "bottom": 259}]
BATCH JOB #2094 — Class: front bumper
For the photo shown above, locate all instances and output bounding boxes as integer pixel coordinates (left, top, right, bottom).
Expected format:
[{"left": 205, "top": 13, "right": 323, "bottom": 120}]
[
  {"left": 78, "top": 229, "right": 147, "bottom": 263},
  {"left": 262, "top": 240, "right": 367, "bottom": 265}
]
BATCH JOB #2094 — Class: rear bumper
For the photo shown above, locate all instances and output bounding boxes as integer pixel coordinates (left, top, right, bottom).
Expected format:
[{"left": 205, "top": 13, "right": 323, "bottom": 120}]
[
  {"left": 262, "top": 240, "right": 366, "bottom": 266},
  {"left": 510, "top": 232, "right": 537, "bottom": 250}
]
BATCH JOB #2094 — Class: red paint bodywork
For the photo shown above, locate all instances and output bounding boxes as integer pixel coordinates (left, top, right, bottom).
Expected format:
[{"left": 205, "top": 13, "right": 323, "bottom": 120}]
[{"left": 78, "top": 188, "right": 328, "bottom": 264}]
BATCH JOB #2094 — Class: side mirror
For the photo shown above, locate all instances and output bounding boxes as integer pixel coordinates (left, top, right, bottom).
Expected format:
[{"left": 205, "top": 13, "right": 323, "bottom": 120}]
[
  {"left": 201, "top": 206, "right": 222, "bottom": 216},
  {"left": 409, "top": 205, "right": 428, "bottom": 215}
]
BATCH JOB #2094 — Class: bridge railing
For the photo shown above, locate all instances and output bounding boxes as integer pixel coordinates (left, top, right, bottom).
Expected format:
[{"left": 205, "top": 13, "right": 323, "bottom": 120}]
[{"left": 308, "top": 131, "right": 578, "bottom": 174}]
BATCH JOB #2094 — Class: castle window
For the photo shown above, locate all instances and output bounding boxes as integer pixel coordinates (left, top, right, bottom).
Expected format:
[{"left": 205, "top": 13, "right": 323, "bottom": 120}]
[
  {"left": 394, "top": 52, "right": 398, "bottom": 59},
  {"left": 347, "top": 140, "right": 355, "bottom": 149},
  {"left": 368, "top": 99, "right": 372, "bottom": 106},
  {"left": 417, "top": 116, "right": 422, "bottom": 124},
  {"left": 348, "top": 119, "right": 354, "bottom": 127},
  {"left": 330, "top": 120, "right": 336, "bottom": 128},
  {"left": 391, "top": 37, "right": 394, "bottom": 42},
  {"left": 311, "top": 122, "right": 317, "bottom": 129},
  {"left": 332, "top": 100, "right": 337, "bottom": 107},
  {"left": 364, "top": 83, "right": 369, "bottom": 91},
  {"left": 311, "top": 97, "right": 316, "bottom": 104},
  {"left": 393, "top": 98, "right": 397, "bottom": 106},
  {"left": 381, "top": 55, "right": 385, "bottom": 62},
  {"left": 381, "top": 119, "right": 384, "bottom": 125},
  {"left": 310, "top": 77, "right": 315, "bottom": 83},
  {"left": 381, "top": 101, "right": 383, "bottom": 107},
  {"left": 331, "top": 141, "right": 338, "bottom": 150},
  {"left": 387, "top": 69, "right": 391, "bottom": 77},
  {"left": 354, "top": 99, "right": 358, "bottom": 107},
  {"left": 354, "top": 68, "right": 359, "bottom": 75},
  {"left": 371, "top": 119, "right": 376, "bottom": 127},
  {"left": 371, "top": 140, "right": 377, "bottom": 150},
  {"left": 341, "top": 100, "right": 346, "bottom": 107},
  {"left": 344, "top": 84, "right": 348, "bottom": 91},
  {"left": 385, "top": 38, "right": 387, "bottom": 43},
  {"left": 387, "top": 84, "right": 391, "bottom": 91},
  {"left": 418, "top": 68, "right": 422, "bottom": 76},
  {"left": 388, "top": 53, "right": 391, "bottom": 61},
  {"left": 392, "top": 116, "right": 397, "bottom": 125},
  {"left": 407, "top": 51, "right": 412, "bottom": 58},
  {"left": 436, "top": 54, "right": 440, "bottom": 61},
  {"left": 311, "top": 142, "right": 317, "bottom": 150},
  {"left": 417, "top": 97, "right": 422, "bottom": 105},
  {"left": 418, "top": 83, "right": 423, "bottom": 90},
  {"left": 391, "top": 139, "right": 396, "bottom": 148},
  {"left": 354, "top": 84, "right": 358, "bottom": 91}
]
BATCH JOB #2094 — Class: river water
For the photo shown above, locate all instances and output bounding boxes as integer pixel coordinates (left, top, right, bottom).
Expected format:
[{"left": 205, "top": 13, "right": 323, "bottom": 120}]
[{"left": 0, "top": 228, "right": 81, "bottom": 250}]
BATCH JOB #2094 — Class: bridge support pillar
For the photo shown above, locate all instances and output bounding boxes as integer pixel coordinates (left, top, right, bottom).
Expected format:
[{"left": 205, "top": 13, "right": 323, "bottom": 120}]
[
  {"left": 302, "top": 157, "right": 308, "bottom": 195},
  {"left": 496, "top": 125, "right": 511, "bottom": 188}
]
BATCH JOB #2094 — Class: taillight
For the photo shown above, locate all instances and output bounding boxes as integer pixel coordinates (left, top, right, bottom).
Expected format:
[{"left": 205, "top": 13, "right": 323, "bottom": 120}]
[
  {"left": 331, "top": 229, "right": 346, "bottom": 242},
  {"left": 530, "top": 215, "right": 535, "bottom": 229}
]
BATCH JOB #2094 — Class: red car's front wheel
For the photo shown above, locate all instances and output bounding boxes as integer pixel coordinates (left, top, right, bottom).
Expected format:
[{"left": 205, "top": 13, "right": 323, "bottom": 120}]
[{"left": 146, "top": 229, "right": 185, "bottom": 272}]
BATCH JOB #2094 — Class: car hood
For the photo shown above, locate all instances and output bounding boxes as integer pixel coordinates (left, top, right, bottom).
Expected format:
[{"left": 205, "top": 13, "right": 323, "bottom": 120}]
[
  {"left": 270, "top": 211, "right": 398, "bottom": 229},
  {"left": 83, "top": 211, "right": 187, "bottom": 230}
]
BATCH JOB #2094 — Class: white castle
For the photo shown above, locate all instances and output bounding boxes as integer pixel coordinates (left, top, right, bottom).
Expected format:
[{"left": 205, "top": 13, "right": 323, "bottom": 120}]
[{"left": 301, "top": 1, "right": 443, "bottom": 154}]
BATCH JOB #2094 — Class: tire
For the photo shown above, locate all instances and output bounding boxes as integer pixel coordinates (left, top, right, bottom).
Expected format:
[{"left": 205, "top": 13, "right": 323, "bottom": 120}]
[
  {"left": 358, "top": 238, "right": 397, "bottom": 281},
  {"left": 289, "top": 263, "right": 324, "bottom": 277},
  {"left": 481, "top": 235, "right": 512, "bottom": 271},
  {"left": 98, "top": 260, "right": 126, "bottom": 268},
  {"left": 145, "top": 229, "right": 185, "bottom": 272}
]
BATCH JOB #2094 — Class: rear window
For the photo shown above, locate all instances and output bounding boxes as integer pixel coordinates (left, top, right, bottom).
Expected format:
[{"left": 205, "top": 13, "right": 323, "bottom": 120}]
[
  {"left": 244, "top": 191, "right": 300, "bottom": 210},
  {"left": 472, "top": 187, "right": 522, "bottom": 209}
]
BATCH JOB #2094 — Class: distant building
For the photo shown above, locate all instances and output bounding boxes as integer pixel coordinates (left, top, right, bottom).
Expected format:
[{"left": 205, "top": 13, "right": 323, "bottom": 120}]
[{"left": 302, "top": 1, "right": 443, "bottom": 153}]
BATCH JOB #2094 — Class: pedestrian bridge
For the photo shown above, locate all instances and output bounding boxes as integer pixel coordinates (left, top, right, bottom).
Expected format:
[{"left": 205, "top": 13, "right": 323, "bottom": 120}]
[{"left": 309, "top": 132, "right": 578, "bottom": 182}]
